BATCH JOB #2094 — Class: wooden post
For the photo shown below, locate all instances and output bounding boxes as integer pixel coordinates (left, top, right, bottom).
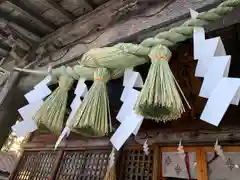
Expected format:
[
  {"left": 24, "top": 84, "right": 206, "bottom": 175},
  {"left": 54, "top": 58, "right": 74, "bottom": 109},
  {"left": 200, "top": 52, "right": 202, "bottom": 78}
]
[
  {"left": 48, "top": 150, "right": 63, "bottom": 180},
  {"left": 196, "top": 149, "right": 208, "bottom": 180},
  {"left": 159, "top": 147, "right": 167, "bottom": 180},
  {"left": 152, "top": 146, "right": 160, "bottom": 180}
]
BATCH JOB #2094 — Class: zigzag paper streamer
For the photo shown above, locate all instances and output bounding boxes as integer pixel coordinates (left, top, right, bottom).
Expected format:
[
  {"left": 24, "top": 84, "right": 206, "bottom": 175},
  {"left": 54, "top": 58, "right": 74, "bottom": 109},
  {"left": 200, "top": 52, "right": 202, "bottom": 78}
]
[
  {"left": 121, "top": 68, "right": 143, "bottom": 102},
  {"left": 192, "top": 10, "right": 240, "bottom": 126},
  {"left": 111, "top": 111, "right": 143, "bottom": 150},
  {"left": 12, "top": 120, "right": 37, "bottom": 138},
  {"left": 24, "top": 85, "right": 51, "bottom": 104},
  {"left": 117, "top": 68, "right": 144, "bottom": 134},
  {"left": 13, "top": 75, "right": 53, "bottom": 137},
  {"left": 194, "top": 34, "right": 226, "bottom": 77},
  {"left": 117, "top": 89, "right": 143, "bottom": 136},
  {"left": 111, "top": 69, "right": 144, "bottom": 151},
  {"left": 18, "top": 100, "right": 44, "bottom": 121},
  {"left": 55, "top": 79, "right": 88, "bottom": 149},
  {"left": 34, "top": 75, "right": 52, "bottom": 89},
  {"left": 200, "top": 78, "right": 240, "bottom": 126},
  {"left": 199, "top": 56, "right": 231, "bottom": 98}
]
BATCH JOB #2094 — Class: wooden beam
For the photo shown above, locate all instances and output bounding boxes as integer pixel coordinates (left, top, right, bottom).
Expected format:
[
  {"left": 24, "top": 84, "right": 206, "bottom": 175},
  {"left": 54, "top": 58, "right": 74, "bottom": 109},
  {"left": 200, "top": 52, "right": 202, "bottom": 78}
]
[
  {"left": 0, "top": 11, "right": 46, "bottom": 37},
  {"left": 202, "top": 146, "right": 240, "bottom": 152},
  {"left": 0, "top": 39, "right": 13, "bottom": 50},
  {"left": 0, "top": 29, "right": 9, "bottom": 38},
  {"left": 8, "top": 0, "right": 57, "bottom": 31},
  {"left": 161, "top": 147, "right": 202, "bottom": 152},
  {"left": 15, "top": 38, "right": 30, "bottom": 51},
  {"left": 85, "top": 0, "right": 98, "bottom": 9},
  {"left": 44, "top": 0, "right": 76, "bottom": 21},
  {"left": 7, "top": 22, "right": 40, "bottom": 43},
  {"left": 48, "top": 151, "right": 63, "bottom": 180},
  {"left": 159, "top": 146, "right": 240, "bottom": 152},
  {"left": 0, "top": 48, "right": 8, "bottom": 57},
  {"left": 38, "top": 0, "right": 160, "bottom": 47},
  {"left": 0, "top": 17, "right": 40, "bottom": 45},
  {"left": 134, "top": 128, "right": 240, "bottom": 146},
  {"left": 0, "top": 39, "right": 11, "bottom": 51}
]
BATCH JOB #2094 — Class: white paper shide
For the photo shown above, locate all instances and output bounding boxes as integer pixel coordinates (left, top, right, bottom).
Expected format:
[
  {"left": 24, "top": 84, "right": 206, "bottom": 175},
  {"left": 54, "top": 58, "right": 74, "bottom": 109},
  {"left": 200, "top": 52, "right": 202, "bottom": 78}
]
[
  {"left": 13, "top": 75, "right": 53, "bottom": 137},
  {"left": 193, "top": 23, "right": 240, "bottom": 126},
  {"left": 111, "top": 68, "right": 144, "bottom": 150},
  {"left": 55, "top": 78, "right": 88, "bottom": 149}
]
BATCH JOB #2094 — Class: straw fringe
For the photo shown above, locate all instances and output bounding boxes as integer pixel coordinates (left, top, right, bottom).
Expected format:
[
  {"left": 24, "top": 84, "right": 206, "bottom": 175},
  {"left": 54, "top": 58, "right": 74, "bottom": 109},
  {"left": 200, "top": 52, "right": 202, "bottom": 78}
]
[
  {"left": 69, "top": 68, "right": 112, "bottom": 136},
  {"left": 134, "top": 45, "right": 185, "bottom": 122},
  {"left": 33, "top": 75, "right": 74, "bottom": 134}
]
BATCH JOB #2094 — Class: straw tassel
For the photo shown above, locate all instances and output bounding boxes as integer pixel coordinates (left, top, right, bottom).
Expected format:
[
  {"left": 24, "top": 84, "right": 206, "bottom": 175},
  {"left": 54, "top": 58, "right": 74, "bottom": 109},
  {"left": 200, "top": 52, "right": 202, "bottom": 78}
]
[
  {"left": 69, "top": 67, "right": 112, "bottom": 136},
  {"left": 134, "top": 45, "right": 187, "bottom": 122},
  {"left": 33, "top": 75, "right": 74, "bottom": 134},
  {"left": 104, "top": 147, "right": 117, "bottom": 180}
]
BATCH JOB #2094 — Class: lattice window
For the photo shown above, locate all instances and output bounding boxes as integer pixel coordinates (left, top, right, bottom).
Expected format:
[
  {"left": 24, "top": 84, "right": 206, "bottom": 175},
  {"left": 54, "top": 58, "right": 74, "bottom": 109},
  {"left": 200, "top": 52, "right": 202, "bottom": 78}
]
[
  {"left": 12, "top": 151, "right": 58, "bottom": 180},
  {"left": 120, "top": 148, "right": 154, "bottom": 180},
  {"left": 55, "top": 149, "right": 110, "bottom": 180}
]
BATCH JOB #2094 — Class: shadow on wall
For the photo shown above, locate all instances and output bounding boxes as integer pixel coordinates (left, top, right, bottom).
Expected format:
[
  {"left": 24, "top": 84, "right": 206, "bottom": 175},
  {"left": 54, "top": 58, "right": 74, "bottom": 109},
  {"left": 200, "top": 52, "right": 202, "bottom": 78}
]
[{"left": 0, "top": 83, "right": 26, "bottom": 148}]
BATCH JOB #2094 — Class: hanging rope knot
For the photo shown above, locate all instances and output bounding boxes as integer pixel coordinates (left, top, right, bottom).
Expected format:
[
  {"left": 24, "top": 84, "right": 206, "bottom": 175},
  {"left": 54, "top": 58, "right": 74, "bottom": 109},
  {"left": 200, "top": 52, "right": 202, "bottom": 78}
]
[
  {"left": 152, "top": 55, "right": 169, "bottom": 61},
  {"left": 95, "top": 77, "right": 104, "bottom": 81},
  {"left": 93, "top": 68, "right": 111, "bottom": 83},
  {"left": 149, "top": 45, "right": 172, "bottom": 63}
]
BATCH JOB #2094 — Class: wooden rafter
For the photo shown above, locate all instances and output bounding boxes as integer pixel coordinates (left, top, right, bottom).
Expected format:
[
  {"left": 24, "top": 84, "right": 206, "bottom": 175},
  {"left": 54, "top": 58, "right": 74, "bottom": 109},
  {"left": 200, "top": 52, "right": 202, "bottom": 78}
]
[
  {"left": 85, "top": 0, "right": 98, "bottom": 9},
  {"left": 44, "top": 0, "right": 76, "bottom": 21},
  {"left": 0, "top": 29, "right": 9, "bottom": 38},
  {"left": 0, "top": 10, "right": 46, "bottom": 37},
  {"left": 0, "top": 39, "right": 11, "bottom": 51},
  {"left": 8, "top": 0, "right": 57, "bottom": 30},
  {"left": 8, "top": 27, "right": 34, "bottom": 47},
  {"left": 0, "top": 48, "right": 8, "bottom": 57}
]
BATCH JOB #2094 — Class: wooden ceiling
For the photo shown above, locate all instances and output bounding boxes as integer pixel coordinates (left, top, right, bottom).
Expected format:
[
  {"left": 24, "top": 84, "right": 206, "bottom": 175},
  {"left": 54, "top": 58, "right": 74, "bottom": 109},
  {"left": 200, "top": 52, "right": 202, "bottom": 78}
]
[{"left": 0, "top": 0, "right": 110, "bottom": 58}]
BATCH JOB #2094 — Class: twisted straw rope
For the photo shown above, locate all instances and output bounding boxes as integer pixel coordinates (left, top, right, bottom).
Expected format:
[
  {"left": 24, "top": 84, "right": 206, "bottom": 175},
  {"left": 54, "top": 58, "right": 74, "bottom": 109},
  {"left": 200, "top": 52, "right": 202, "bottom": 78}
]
[{"left": 140, "top": 0, "right": 240, "bottom": 48}]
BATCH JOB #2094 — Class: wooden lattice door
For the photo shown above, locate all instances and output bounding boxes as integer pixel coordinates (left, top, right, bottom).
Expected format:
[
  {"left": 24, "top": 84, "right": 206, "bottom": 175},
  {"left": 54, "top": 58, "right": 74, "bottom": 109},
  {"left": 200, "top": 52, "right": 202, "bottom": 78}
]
[
  {"left": 10, "top": 150, "right": 61, "bottom": 180},
  {"left": 119, "top": 147, "right": 158, "bottom": 180},
  {"left": 11, "top": 146, "right": 161, "bottom": 180},
  {"left": 55, "top": 149, "right": 110, "bottom": 180}
]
